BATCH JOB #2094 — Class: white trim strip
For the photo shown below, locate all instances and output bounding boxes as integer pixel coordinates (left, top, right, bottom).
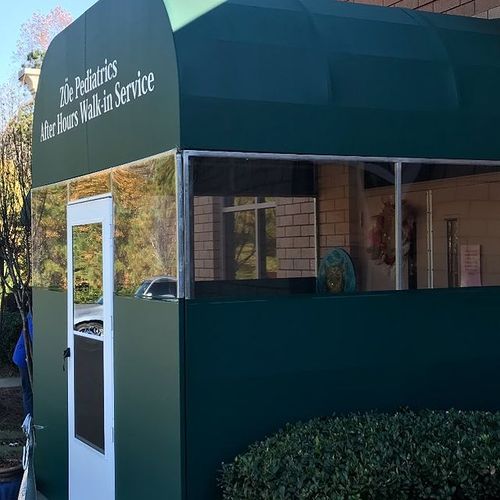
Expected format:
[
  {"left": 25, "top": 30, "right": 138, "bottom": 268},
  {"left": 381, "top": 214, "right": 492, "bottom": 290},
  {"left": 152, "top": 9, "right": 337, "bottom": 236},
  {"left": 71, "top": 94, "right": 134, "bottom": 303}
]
[{"left": 183, "top": 149, "right": 500, "bottom": 166}]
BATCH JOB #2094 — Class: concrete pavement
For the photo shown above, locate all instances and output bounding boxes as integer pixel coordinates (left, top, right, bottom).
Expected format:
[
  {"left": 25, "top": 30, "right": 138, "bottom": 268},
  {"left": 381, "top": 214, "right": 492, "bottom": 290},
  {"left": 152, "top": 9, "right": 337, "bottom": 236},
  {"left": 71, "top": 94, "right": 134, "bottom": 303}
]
[{"left": 0, "top": 377, "right": 20, "bottom": 388}]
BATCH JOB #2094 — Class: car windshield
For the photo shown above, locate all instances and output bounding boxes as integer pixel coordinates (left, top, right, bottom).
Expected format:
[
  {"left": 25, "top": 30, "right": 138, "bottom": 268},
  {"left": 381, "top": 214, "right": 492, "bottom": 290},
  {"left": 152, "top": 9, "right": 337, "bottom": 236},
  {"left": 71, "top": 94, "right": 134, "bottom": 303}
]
[
  {"left": 148, "top": 281, "right": 176, "bottom": 297},
  {"left": 134, "top": 281, "right": 152, "bottom": 297}
]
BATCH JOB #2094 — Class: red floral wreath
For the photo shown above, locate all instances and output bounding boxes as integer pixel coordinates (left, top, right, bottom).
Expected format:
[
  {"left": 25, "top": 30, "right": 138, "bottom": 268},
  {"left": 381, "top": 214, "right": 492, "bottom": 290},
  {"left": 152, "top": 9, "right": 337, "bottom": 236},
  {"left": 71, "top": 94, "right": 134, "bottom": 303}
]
[{"left": 367, "top": 200, "right": 416, "bottom": 267}]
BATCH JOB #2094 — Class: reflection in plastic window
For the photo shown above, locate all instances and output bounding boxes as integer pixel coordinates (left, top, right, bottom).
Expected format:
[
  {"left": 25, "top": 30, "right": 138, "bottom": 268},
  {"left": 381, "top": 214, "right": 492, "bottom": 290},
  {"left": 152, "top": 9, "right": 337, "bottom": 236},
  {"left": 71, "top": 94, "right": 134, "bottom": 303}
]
[
  {"left": 113, "top": 153, "right": 177, "bottom": 297},
  {"left": 31, "top": 151, "right": 178, "bottom": 300},
  {"left": 317, "top": 161, "right": 395, "bottom": 293},
  {"left": 74, "top": 335, "right": 104, "bottom": 452},
  {"left": 225, "top": 209, "right": 257, "bottom": 279},
  {"left": 32, "top": 183, "right": 68, "bottom": 290},
  {"left": 134, "top": 277, "right": 177, "bottom": 300},
  {"left": 72, "top": 224, "right": 104, "bottom": 336},
  {"left": 222, "top": 198, "right": 277, "bottom": 280},
  {"left": 192, "top": 157, "right": 317, "bottom": 298},
  {"left": 69, "top": 171, "right": 111, "bottom": 201},
  {"left": 192, "top": 157, "right": 400, "bottom": 298},
  {"left": 402, "top": 164, "right": 500, "bottom": 289}
]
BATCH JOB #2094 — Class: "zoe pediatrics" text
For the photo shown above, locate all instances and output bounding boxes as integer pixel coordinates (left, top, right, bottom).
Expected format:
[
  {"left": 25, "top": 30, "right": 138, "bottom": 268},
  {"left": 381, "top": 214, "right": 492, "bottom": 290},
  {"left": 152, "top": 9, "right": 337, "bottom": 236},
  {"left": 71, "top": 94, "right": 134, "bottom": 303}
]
[{"left": 40, "top": 58, "right": 156, "bottom": 143}]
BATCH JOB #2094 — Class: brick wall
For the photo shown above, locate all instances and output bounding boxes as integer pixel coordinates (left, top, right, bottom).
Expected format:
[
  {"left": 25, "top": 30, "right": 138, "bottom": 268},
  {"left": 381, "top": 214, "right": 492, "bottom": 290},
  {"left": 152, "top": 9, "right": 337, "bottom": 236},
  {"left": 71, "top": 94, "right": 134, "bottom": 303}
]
[
  {"left": 275, "top": 198, "right": 316, "bottom": 278},
  {"left": 344, "top": 0, "right": 500, "bottom": 18},
  {"left": 193, "top": 196, "right": 223, "bottom": 280},
  {"left": 317, "top": 165, "right": 352, "bottom": 258}
]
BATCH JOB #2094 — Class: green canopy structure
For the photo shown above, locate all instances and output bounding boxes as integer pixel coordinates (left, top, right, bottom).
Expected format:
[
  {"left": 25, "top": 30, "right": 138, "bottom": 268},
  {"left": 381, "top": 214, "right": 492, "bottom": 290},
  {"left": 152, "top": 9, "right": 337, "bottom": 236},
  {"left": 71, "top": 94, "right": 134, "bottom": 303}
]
[
  {"left": 34, "top": 0, "right": 500, "bottom": 187},
  {"left": 32, "top": 1, "right": 500, "bottom": 500}
]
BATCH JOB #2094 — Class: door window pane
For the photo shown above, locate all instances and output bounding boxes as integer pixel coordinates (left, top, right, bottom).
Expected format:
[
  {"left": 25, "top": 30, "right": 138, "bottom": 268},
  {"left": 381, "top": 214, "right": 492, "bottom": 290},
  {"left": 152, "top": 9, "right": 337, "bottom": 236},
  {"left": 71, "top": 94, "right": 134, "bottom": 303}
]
[
  {"left": 72, "top": 224, "right": 104, "bottom": 336},
  {"left": 74, "top": 335, "right": 104, "bottom": 453}
]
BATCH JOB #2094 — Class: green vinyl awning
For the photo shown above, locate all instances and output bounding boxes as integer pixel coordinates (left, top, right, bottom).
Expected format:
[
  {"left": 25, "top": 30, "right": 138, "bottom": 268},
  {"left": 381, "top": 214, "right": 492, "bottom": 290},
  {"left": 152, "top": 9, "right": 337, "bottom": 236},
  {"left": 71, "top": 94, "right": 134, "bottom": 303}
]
[{"left": 33, "top": 0, "right": 500, "bottom": 187}]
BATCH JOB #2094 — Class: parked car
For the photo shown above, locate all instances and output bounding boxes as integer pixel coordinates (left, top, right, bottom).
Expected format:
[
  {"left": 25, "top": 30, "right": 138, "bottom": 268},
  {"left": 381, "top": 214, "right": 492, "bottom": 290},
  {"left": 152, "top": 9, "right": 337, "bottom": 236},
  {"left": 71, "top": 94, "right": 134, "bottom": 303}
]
[
  {"left": 74, "top": 297, "right": 104, "bottom": 336},
  {"left": 73, "top": 277, "right": 176, "bottom": 335},
  {"left": 134, "top": 276, "right": 177, "bottom": 300}
]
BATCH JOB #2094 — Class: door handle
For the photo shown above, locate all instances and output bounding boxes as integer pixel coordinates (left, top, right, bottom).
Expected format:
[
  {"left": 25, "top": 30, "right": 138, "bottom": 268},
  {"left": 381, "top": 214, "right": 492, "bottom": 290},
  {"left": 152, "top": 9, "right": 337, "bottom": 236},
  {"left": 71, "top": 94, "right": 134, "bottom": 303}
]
[{"left": 63, "top": 347, "right": 71, "bottom": 372}]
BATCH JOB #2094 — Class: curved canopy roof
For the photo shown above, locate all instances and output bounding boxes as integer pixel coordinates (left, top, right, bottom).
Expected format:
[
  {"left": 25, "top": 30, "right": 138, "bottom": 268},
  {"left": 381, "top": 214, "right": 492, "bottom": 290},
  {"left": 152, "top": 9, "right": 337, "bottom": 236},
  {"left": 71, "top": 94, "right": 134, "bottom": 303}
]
[{"left": 33, "top": 0, "right": 500, "bottom": 186}]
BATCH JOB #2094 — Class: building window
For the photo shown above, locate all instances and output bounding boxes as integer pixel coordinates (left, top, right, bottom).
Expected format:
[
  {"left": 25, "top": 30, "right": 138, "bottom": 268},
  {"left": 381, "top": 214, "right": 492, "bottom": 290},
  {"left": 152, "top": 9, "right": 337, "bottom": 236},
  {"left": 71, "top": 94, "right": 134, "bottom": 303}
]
[
  {"left": 222, "top": 197, "right": 277, "bottom": 280},
  {"left": 190, "top": 155, "right": 500, "bottom": 298},
  {"left": 191, "top": 156, "right": 317, "bottom": 297}
]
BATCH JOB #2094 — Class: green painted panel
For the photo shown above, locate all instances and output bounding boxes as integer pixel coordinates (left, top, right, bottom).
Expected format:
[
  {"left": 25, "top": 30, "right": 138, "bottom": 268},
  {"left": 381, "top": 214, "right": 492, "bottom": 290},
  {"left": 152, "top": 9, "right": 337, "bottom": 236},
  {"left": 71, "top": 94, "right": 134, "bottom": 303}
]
[
  {"left": 33, "top": 0, "right": 180, "bottom": 188},
  {"left": 114, "top": 297, "right": 183, "bottom": 500},
  {"left": 33, "top": 291, "right": 184, "bottom": 499},
  {"left": 33, "top": 289, "right": 68, "bottom": 500},
  {"left": 185, "top": 288, "right": 500, "bottom": 499}
]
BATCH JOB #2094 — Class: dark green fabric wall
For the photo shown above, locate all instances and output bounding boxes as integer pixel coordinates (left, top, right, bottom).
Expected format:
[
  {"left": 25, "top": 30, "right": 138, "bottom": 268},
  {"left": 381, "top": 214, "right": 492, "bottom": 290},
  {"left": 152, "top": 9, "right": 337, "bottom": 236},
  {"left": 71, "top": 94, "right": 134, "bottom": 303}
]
[
  {"left": 172, "top": 0, "right": 500, "bottom": 161},
  {"left": 33, "top": 289, "right": 68, "bottom": 500},
  {"left": 33, "top": 290, "right": 184, "bottom": 499},
  {"left": 114, "top": 297, "right": 183, "bottom": 500},
  {"left": 184, "top": 288, "right": 500, "bottom": 499}
]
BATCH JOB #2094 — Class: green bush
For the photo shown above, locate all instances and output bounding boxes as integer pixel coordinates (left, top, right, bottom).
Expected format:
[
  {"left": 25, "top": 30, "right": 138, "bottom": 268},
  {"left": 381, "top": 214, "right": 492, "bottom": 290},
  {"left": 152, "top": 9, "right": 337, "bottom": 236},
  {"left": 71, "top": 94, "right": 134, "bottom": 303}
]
[
  {"left": 220, "top": 410, "right": 500, "bottom": 499},
  {"left": 0, "top": 312, "right": 22, "bottom": 376}
]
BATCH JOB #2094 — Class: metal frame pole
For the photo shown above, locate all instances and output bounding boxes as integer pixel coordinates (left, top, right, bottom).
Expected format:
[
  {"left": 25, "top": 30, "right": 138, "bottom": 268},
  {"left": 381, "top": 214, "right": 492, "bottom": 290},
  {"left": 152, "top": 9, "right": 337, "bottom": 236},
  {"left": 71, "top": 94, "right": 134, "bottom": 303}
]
[{"left": 395, "top": 162, "right": 403, "bottom": 291}]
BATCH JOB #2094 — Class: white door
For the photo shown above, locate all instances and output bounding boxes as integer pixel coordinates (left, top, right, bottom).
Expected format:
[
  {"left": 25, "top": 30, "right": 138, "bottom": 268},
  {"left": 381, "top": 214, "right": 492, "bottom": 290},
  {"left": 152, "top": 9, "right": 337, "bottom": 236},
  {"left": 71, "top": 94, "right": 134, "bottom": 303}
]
[{"left": 67, "top": 195, "right": 115, "bottom": 500}]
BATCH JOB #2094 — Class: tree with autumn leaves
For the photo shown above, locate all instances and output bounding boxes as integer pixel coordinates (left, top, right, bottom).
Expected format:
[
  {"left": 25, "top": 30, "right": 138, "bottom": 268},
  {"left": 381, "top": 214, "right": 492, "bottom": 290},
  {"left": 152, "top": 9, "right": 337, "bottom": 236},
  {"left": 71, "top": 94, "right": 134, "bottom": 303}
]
[
  {"left": 0, "top": 7, "right": 72, "bottom": 380},
  {"left": 16, "top": 7, "right": 73, "bottom": 69},
  {"left": 0, "top": 87, "right": 33, "bottom": 375}
]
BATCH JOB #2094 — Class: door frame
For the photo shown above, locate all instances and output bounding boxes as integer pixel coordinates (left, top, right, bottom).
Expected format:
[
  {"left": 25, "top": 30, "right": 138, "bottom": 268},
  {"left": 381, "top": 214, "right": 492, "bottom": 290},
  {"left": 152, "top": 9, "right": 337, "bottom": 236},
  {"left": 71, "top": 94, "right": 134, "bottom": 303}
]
[{"left": 66, "top": 194, "right": 115, "bottom": 500}]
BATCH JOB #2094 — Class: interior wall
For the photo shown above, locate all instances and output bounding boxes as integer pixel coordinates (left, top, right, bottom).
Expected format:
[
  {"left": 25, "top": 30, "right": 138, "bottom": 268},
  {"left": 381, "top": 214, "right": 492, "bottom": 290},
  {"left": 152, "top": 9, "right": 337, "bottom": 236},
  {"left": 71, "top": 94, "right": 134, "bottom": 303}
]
[
  {"left": 275, "top": 197, "right": 316, "bottom": 278},
  {"left": 317, "top": 163, "right": 396, "bottom": 292},
  {"left": 403, "top": 172, "right": 500, "bottom": 288},
  {"left": 193, "top": 196, "right": 223, "bottom": 280},
  {"left": 316, "top": 168, "right": 500, "bottom": 291}
]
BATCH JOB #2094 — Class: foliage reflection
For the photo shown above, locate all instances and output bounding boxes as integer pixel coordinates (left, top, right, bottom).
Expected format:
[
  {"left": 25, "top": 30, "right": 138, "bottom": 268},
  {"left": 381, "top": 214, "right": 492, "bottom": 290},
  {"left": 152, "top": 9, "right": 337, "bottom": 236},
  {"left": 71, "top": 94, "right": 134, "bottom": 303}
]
[{"left": 32, "top": 151, "right": 177, "bottom": 298}]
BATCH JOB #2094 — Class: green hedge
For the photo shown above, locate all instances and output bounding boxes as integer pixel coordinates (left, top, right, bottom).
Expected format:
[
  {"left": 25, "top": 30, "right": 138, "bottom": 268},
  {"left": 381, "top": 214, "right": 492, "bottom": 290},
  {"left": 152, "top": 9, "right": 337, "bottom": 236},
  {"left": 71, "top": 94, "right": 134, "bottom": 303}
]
[{"left": 220, "top": 410, "right": 500, "bottom": 499}]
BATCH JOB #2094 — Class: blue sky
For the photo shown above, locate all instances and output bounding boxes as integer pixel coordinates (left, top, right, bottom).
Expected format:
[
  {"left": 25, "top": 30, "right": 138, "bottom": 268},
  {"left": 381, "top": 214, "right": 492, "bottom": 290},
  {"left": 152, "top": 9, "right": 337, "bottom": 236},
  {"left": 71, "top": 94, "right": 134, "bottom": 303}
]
[{"left": 0, "top": 0, "right": 98, "bottom": 85}]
